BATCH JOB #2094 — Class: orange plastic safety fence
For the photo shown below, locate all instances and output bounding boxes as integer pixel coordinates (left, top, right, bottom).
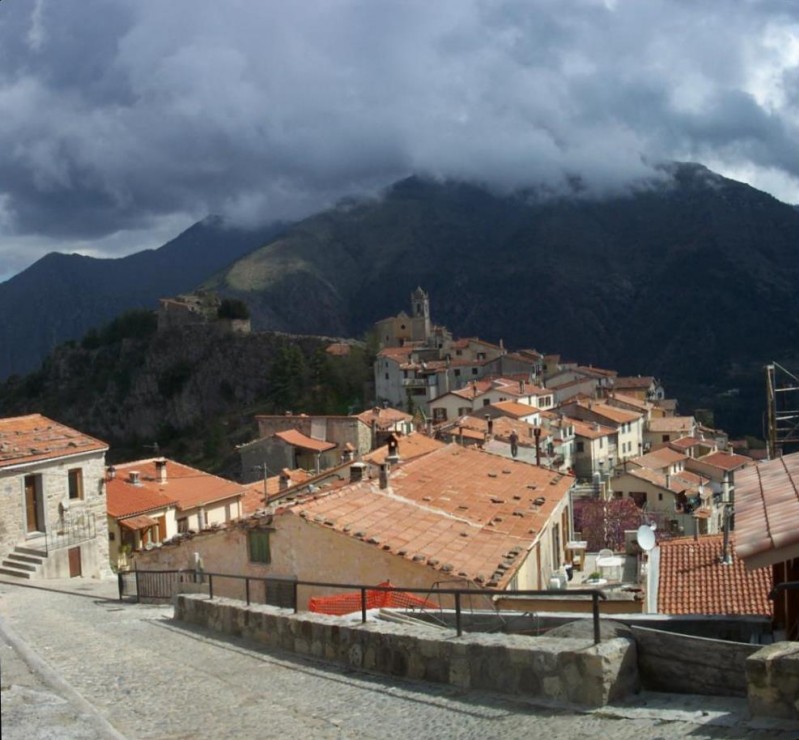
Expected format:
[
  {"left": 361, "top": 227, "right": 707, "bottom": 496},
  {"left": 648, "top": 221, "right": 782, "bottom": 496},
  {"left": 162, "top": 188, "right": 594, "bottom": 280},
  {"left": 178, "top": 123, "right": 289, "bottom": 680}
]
[{"left": 308, "top": 581, "right": 436, "bottom": 616}]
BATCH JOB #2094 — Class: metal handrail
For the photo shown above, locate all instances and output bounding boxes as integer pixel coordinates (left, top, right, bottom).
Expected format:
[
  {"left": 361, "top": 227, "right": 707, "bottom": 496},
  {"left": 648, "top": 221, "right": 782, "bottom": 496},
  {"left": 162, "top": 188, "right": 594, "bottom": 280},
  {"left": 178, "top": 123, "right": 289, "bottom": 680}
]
[
  {"left": 120, "top": 568, "right": 609, "bottom": 644},
  {"left": 43, "top": 512, "right": 96, "bottom": 555}
]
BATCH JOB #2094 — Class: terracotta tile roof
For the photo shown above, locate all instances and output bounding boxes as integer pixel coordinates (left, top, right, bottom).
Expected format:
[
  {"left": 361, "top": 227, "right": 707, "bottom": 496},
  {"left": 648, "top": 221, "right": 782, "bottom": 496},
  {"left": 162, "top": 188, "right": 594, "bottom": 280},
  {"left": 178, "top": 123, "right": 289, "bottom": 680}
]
[
  {"left": 363, "top": 433, "right": 446, "bottom": 464},
  {"left": 488, "top": 401, "right": 541, "bottom": 419},
  {"left": 355, "top": 407, "right": 413, "bottom": 428},
  {"left": 119, "top": 514, "right": 159, "bottom": 531},
  {"left": 326, "top": 342, "right": 352, "bottom": 357},
  {"left": 0, "top": 414, "right": 107, "bottom": 469},
  {"left": 576, "top": 401, "right": 641, "bottom": 425},
  {"left": 623, "top": 467, "right": 688, "bottom": 494},
  {"left": 607, "top": 392, "right": 650, "bottom": 411},
  {"left": 657, "top": 535, "right": 771, "bottom": 617},
  {"left": 668, "top": 436, "right": 710, "bottom": 450},
  {"left": 274, "top": 429, "right": 337, "bottom": 453},
  {"left": 576, "top": 365, "right": 618, "bottom": 378},
  {"left": 241, "top": 468, "right": 311, "bottom": 515},
  {"left": 735, "top": 452, "right": 799, "bottom": 567},
  {"left": 377, "top": 347, "right": 414, "bottom": 362},
  {"left": 647, "top": 417, "right": 695, "bottom": 433},
  {"left": 614, "top": 376, "right": 656, "bottom": 389},
  {"left": 460, "top": 416, "right": 547, "bottom": 448},
  {"left": 631, "top": 448, "right": 688, "bottom": 470},
  {"left": 107, "top": 459, "right": 242, "bottom": 513},
  {"left": 696, "top": 451, "right": 751, "bottom": 472},
  {"left": 287, "top": 444, "right": 574, "bottom": 588},
  {"left": 570, "top": 418, "right": 615, "bottom": 440}
]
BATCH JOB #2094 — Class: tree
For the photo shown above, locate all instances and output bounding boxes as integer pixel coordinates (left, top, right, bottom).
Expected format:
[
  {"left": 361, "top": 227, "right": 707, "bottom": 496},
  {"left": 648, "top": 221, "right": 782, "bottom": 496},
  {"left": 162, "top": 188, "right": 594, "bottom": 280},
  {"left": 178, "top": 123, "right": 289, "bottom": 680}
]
[{"left": 574, "top": 497, "right": 643, "bottom": 552}]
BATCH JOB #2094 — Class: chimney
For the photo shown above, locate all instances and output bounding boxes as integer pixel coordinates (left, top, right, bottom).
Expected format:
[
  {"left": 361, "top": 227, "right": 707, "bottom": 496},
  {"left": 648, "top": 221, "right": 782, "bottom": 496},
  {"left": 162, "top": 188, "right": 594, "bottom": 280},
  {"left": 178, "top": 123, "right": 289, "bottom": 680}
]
[
  {"left": 665, "top": 472, "right": 671, "bottom": 489},
  {"left": 279, "top": 469, "right": 291, "bottom": 491},
  {"left": 107, "top": 466, "right": 116, "bottom": 481},
  {"left": 485, "top": 414, "right": 494, "bottom": 438},
  {"left": 350, "top": 462, "right": 366, "bottom": 483},
  {"left": 129, "top": 470, "right": 140, "bottom": 486},
  {"left": 519, "top": 379, "right": 524, "bottom": 393},
  {"left": 379, "top": 463, "right": 389, "bottom": 489},
  {"left": 155, "top": 458, "right": 167, "bottom": 484}
]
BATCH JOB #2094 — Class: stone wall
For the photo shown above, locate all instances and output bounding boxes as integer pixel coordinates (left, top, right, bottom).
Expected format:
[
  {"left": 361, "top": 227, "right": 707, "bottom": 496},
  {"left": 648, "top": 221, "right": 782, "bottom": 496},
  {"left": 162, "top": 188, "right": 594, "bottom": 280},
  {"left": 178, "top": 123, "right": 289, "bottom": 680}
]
[
  {"left": 747, "top": 642, "right": 799, "bottom": 719},
  {"left": 0, "top": 451, "right": 109, "bottom": 576},
  {"left": 175, "top": 594, "right": 639, "bottom": 708}
]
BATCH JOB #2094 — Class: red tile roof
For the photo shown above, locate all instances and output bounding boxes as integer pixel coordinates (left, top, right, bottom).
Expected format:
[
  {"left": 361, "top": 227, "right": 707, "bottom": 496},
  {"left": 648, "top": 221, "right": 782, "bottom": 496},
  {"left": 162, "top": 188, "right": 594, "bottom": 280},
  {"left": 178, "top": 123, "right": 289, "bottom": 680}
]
[
  {"left": 614, "top": 376, "right": 656, "bottom": 389},
  {"left": 631, "top": 448, "right": 688, "bottom": 470},
  {"left": 355, "top": 407, "right": 413, "bottom": 428},
  {"left": 274, "top": 429, "right": 336, "bottom": 453},
  {"left": 570, "top": 418, "right": 615, "bottom": 440},
  {"left": 575, "top": 400, "right": 641, "bottom": 424},
  {"left": 240, "top": 468, "right": 312, "bottom": 515},
  {"left": 362, "top": 433, "right": 445, "bottom": 464},
  {"left": 0, "top": 414, "right": 108, "bottom": 469},
  {"left": 286, "top": 444, "right": 574, "bottom": 588},
  {"left": 647, "top": 417, "right": 695, "bottom": 433},
  {"left": 107, "top": 459, "right": 242, "bottom": 514},
  {"left": 488, "top": 400, "right": 540, "bottom": 419},
  {"left": 657, "top": 535, "right": 771, "bottom": 617},
  {"left": 735, "top": 452, "right": 799, "bottom": 567},
  {"left": 696, "top": 451, "right": 751, "bottom": 472}
]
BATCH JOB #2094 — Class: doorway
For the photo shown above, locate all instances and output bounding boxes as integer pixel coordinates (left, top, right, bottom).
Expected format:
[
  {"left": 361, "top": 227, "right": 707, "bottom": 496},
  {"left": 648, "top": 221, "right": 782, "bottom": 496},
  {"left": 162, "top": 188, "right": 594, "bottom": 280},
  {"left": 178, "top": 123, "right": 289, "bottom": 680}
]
[
  {"left": 24, "top": 475, "right": 43, "bottom": 534},
  {"left": 68, "top": 546, "right": 82, "bottom": 577}
]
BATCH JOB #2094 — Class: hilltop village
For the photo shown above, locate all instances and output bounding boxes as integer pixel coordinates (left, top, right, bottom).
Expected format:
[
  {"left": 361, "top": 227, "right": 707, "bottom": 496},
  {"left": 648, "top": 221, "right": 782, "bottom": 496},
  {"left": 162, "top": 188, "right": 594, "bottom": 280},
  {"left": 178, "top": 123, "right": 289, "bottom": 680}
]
[{"left": 1, "top": 288, "right": 798, "bottom": 716}]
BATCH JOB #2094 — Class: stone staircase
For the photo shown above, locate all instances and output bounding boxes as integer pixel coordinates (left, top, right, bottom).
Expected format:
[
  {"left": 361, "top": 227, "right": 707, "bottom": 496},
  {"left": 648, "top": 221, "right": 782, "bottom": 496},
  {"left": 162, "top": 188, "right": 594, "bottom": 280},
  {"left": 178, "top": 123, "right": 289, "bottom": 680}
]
[{"left": 0, "top": 545, "right": 47, "bottom": 579}]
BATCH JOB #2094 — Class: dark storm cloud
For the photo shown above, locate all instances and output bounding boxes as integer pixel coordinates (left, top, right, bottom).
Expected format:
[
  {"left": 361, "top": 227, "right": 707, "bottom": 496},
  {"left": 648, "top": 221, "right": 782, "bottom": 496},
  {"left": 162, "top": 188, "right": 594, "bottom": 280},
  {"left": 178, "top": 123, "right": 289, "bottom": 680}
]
[{"left": 1, "top": 0, "right": 799, "bottom": 278}]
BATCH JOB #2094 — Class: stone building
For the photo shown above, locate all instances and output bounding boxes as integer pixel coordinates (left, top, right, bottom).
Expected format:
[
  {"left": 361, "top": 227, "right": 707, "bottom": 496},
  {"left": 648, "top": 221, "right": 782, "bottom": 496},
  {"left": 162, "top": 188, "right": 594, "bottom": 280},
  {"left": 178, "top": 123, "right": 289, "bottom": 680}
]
[{"left": 0, "top": 414, "right": 110, "bottom": 579}]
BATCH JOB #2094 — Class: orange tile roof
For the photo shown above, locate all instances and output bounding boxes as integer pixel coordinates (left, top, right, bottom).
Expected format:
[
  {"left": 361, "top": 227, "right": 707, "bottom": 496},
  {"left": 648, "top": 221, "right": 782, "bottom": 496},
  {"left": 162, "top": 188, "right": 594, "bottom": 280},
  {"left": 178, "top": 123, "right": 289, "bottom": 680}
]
[
  {"left": 274, "top": 429, "right": 337, "bottom": 452},
  {"left": 119, "top": 514, "right": 160, "bottom": 531},
  {"left": 355, "top": 407, "right": 413, "bottom": 428},
  {"left": 668, "top": 436, "right": 712, "bottom": 450},
  {"left": 0, "top": 414, "right": 107, "bottom": 469},
  {"left": 489, "top": 401, "right": 540, "bottom": 419},
  {"left": 108, "top": 459, "right": 242, "bottom": 513},
  {"left": 614, "top": 376, "right": 656, "bottom": 389},
  {"left": 657, "top": 535, "right": 771, "bottom": 617},
  {"left": 570, "top": 418, "right": 615, "bottom": 440},
  {"left": 607, "top": 392, "right": 650, "bottom": 411},
  {"left": 287, "top": 444, "right": 574, "bottom": 588},
  {"left": 696, "top": 451, "right": 751, "bottom": 472},
  {"left": 647, "top": 417, "right": 695, "bottom": 433},
  {"left": 631, "top": 448, "right": 688, "bottom": 470},
  {"left": 576, "top": 401, "right": 641, "bottom": 424},
  {"left": 622, "top": 467, "right": 688, "bottom": 494},
  {"left": 363, "top": 433, "right": 446, "bottom": 464},
  {"left": 241, "top": 468, "right": 311, "bottom": 515},
  {"left": 735, "top": 452, "right": 799, "bottom": 567}
]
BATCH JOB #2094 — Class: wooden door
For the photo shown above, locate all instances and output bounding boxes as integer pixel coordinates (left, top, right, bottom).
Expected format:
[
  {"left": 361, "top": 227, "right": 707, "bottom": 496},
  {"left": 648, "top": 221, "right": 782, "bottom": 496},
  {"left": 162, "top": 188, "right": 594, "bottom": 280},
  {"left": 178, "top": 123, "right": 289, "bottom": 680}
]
[
  {"left": 68, "top": 547, "right": 82, "bottom": 578},
  {"left": 157, "top": 516, "right": 167, "bottom": 543},
  {"left": 24, "top": 475, "right": 40, "bottom": 533}
]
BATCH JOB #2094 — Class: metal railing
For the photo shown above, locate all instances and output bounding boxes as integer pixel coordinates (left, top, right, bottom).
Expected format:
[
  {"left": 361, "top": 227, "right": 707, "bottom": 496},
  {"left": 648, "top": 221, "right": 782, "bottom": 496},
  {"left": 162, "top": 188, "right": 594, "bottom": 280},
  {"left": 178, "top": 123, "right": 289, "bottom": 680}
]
[
  {"left": 119, "top": 568, "right": 609, "bottom": 644},
  {"left": 41, "top": 512, "right": 97, "bottom": 555}
]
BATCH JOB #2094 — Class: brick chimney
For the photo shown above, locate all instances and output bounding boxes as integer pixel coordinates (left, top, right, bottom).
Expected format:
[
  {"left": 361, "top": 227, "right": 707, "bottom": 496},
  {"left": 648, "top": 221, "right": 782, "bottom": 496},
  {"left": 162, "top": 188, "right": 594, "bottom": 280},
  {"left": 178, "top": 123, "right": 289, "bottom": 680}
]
[
  {"left": 379, "top": 463, "right": 389, "bottom": 489},
  {"left": 129, "top": 470, "right": 141, "bottom": 486}
]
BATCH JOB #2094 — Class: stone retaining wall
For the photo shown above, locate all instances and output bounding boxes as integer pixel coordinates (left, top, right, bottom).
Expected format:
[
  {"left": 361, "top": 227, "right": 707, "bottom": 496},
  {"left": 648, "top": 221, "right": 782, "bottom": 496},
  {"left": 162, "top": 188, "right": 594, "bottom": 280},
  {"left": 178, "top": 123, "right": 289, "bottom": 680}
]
[
  {"left": 747, "top": 642, "right": 799, "bottom": 719},
  {"left": 175, "top": 594, "right": 638, "bottom": 707}
]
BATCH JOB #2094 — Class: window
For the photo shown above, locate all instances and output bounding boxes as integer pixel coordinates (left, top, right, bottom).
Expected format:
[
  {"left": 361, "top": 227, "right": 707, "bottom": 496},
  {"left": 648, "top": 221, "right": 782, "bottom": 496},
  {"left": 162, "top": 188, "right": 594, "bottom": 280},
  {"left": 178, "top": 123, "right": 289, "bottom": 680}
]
[
  {"left": 482, "top": 399, "right": 490, "bottom": 406},
  {"left": 471, "top": 368, "right": 478, "bottom": 375},
  {"left": 177, "top": 518, "right": 188, "bottom": 534},
  {"left": 576, "top": 441, "right": 584, "bottom": 453},
  {"left": 68, "top": 469, "right": 84, "bottom": 500},
  {"left": 662, "top": 435, "right": 670, "bottom": 443},
  {"left": 248, "top": 530, "right": 271, "bottom": 564},
  {"left": 433, "top": 407, "right": 448, "bottom": 422},
  {"left": 454, "top": 369, "right": 461, "bottom": 377}
]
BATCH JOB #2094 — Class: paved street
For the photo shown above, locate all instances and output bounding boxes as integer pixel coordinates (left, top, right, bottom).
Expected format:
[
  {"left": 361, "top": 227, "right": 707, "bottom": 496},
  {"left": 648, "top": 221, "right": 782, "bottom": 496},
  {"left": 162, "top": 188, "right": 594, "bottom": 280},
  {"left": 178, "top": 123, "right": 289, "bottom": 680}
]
[{"left": 1, "top": 576, "right": 797, "bottom": 739}]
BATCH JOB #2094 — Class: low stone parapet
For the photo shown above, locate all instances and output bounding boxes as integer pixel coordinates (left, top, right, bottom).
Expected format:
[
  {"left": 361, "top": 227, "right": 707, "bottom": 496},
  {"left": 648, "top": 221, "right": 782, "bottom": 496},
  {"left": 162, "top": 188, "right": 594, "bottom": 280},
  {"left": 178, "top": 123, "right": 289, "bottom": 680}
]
[
  {"left": 747, "top": 642, "right": 799, "bottom": 719},
  {"left": 175, "top": 594, "right": 638, "bottom": 707}
]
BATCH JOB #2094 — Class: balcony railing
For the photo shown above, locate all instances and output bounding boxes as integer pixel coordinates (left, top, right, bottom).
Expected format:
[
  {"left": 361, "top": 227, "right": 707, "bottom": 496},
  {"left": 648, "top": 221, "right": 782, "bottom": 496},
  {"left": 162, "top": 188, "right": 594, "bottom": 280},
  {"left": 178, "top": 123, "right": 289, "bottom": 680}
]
[{"left": 42, "top": 512, "right": 97, "bottom": 555}]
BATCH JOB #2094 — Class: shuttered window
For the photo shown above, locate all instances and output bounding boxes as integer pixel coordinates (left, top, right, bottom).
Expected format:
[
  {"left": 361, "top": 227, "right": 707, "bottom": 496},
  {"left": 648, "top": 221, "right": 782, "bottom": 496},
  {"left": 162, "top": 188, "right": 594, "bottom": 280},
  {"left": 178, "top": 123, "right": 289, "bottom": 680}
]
[{"left": 248, "top": 531, "right": 271, "bottom": 564}]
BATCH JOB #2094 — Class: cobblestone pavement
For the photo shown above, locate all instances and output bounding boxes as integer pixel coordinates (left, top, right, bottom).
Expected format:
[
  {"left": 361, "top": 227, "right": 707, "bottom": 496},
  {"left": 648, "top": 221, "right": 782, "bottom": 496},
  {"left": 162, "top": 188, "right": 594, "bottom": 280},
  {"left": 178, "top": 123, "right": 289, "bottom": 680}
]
[{"left": 1, "top": 577, "right": 798, "bottom": 740}]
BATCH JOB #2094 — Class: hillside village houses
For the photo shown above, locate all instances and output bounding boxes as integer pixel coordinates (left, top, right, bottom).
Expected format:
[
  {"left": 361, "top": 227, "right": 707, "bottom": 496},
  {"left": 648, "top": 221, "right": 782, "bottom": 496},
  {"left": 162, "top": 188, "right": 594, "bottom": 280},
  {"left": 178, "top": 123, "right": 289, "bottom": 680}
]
[{"left": 0, "top": 414, "right": 110, "bottom": 579}]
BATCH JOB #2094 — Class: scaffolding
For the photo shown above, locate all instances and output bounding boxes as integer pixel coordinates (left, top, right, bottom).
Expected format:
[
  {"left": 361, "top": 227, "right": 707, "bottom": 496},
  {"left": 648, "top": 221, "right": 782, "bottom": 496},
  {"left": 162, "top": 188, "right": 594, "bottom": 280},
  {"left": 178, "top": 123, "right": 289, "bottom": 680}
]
[{"left": 765, "top": 362, "right": 799, "bottom": 458}]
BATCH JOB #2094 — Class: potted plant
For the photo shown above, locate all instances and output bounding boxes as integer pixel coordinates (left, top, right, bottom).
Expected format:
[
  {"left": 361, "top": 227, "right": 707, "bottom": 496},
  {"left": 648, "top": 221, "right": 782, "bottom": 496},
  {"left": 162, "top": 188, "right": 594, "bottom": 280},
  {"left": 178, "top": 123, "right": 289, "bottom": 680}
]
[{"left": 586, "top": 571, "right": 603, "bottom": 584}]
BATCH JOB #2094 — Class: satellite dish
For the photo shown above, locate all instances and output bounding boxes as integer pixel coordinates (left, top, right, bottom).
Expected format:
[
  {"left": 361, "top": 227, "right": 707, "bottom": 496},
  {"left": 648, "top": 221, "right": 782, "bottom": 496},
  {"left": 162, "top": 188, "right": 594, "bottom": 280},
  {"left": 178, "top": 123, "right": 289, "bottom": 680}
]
[{"left": 636, "top": 525, "right": 656, "bottom": 552}]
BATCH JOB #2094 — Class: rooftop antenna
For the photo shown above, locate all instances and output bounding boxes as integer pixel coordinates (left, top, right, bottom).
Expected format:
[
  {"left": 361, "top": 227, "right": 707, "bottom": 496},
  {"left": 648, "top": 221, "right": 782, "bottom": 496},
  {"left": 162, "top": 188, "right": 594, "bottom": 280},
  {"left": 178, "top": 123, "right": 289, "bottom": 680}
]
[{"left": 143, "top": 442, "right": 160, "bottom": 456}]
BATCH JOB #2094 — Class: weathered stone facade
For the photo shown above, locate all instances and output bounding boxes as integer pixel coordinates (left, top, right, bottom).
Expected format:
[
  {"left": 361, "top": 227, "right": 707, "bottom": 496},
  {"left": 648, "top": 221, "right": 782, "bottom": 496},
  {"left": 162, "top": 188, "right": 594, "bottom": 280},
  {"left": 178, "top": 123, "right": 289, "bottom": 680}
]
[{"left": 0, "top": 451, "right": 110, "bottom": 577}]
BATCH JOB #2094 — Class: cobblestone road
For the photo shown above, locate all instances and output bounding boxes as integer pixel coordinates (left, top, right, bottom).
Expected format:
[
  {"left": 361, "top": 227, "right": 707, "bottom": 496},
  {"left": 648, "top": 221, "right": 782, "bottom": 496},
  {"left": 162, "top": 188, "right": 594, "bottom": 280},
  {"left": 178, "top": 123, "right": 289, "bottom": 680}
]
[{"left": 1, "top": 577, "right": 797, "bottom": 739}]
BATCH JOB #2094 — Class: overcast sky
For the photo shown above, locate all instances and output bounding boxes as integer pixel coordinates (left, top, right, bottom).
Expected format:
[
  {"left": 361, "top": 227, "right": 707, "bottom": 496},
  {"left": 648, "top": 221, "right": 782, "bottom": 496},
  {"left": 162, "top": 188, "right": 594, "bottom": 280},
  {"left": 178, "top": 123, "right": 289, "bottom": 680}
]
[{"left": 1, "top": 0, "right": 799, "bottom": 281}]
